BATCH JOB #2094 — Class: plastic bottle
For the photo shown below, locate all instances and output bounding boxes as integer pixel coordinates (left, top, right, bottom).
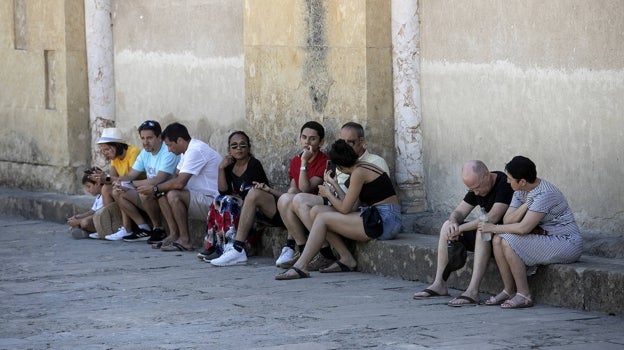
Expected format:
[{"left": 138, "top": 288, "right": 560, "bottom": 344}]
[{"left": 479, "top": 207, "right": 491, "bottom": 241}]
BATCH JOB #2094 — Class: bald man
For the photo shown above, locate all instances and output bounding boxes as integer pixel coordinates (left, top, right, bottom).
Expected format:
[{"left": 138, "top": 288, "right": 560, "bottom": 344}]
[{"left": 412, "top": 160, "right": 513, "bottom": 307}]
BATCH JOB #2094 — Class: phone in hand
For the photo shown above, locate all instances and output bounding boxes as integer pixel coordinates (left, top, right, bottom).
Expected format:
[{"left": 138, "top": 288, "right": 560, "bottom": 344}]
[{"left": 326, "top": 160, "right": 336, "bottom": 178}]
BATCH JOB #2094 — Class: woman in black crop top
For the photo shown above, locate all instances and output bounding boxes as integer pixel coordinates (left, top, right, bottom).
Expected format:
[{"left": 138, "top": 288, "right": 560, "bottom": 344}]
[{"left": 276, "top": 140, "right": 401, "bottom": 280}]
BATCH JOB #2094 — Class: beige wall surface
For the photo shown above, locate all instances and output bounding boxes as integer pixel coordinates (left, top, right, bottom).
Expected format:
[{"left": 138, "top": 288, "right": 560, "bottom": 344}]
[
  {"left": 0, "top": 0, "right": 89, "bottom": 193},
  {"left": 111, "top": 0, "right": 246, "bottom": 153},
  {"left": 419, "top": 0, "right": 624, "bottom": 233},
  {"left": 244, "top": 0, "right": 394, "bottom": 188}
]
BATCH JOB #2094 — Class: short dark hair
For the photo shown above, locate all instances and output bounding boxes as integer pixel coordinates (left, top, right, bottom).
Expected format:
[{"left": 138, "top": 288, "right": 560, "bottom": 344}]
[
  {"left": 300, "top": 121, "right": 325, "bottom": 140},
  {"left": 106, "top": 142, "right": 128, "bottom": 156},
  {"left": 329, "top": 139, "right": 359, "bottom": 168},
  {"left": 138, "top": 120, "right": 162, "bottom": 137},
  {"left": 82, "top": 166, "right": 102, "bottom": 185},
  {"left": 341, "top": 122, "right": 365, "bottom": 138},
  {"left": 161, "top": 122, "right": 191, "bottom": 143},
  {"left": 505, "top": 156, "right": 537, "bottom": 183}
]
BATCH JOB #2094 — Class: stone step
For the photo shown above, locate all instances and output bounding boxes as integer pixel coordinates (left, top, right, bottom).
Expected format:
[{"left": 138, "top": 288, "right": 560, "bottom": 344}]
[{"left": 1, "top": 187, "right": 622, "bottom": 315}]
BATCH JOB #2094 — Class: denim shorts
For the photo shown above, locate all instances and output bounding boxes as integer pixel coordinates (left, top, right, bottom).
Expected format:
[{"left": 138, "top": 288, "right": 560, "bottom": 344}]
[{"left": 360, "top": 203, "right": 402, "bottom": 240}]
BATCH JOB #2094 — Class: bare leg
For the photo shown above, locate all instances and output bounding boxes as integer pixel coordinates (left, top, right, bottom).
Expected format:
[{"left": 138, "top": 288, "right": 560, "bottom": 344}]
[
  {"left": 140, "top": 193, "right": 162, "bottom": 227},
  {"left": 459, "top": 231, "right": 492, "bottom": 300},
  {"left": 112, "top": 189, "right": 133, "bottom": 231},
  {"left": 167, "top": 190, "right": 192, "bottom": 247},
  {"left": 501, "top": 238, "right": 529, "bottom": 295},
  {"left": 158, "top": 194, "right": 179, "bottom": 242},
  {"left": 492, "top": 235, "right": 516, "bottom": 294},
  {"left": 278, "top": 193, "right": 307, "bottom": 244},
  {"left": 235, "top": 188, "right": 277, "bottom": 242},
  {"left": 292, "top": 193, "right": 324, "bottom": 230},
  {"left": 117, "top": 190, "right": 150, "bottom": 228},
  {"left": 101, "top": 184, "right": 114, "bottom": 205},
  {"left": 413, "top": 220, "right": 452, "bottom": 297}
]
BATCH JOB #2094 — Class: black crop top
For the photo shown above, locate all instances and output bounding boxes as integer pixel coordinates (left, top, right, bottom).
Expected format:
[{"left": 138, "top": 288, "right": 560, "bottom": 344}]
[{"left": 345, "top": 163, "right": 396, "bottom": 205}]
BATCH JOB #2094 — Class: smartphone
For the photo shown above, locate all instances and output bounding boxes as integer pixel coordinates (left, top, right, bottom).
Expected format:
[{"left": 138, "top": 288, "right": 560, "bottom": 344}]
[{"left": 326, "top": 160, "right": 336, "bottom": 178}]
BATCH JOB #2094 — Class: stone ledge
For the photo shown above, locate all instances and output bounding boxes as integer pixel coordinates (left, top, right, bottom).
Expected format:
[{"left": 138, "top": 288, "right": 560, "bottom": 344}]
[{"left": 2, "top": 187, "right": 622, "bottom": 315}]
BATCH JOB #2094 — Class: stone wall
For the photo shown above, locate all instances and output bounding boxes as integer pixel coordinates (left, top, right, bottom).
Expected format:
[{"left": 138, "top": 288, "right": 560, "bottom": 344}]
[
  {"left": 244, "top": 0, "right": 394, "bottom": 188},
  {"left": 418, "top": 0, "right": 624, "bottom": 233},
  {"left": 0, "top": 0, "right": 89, "bottom": 193},
  {"left": 110, "top": 0, "right": 246, "bottom": 160}
]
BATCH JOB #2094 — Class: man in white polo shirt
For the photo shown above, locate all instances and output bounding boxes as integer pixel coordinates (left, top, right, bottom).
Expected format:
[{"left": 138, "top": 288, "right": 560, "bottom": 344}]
[{"left": 153, "top": 122, "right": 221, "bottom": 252}]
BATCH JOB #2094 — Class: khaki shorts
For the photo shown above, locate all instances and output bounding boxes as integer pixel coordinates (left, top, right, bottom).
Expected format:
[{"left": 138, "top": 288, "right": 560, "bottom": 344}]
[
  {"left": 188, "top": 191, "right": 214, "bottom": 220},
  {"left": 93, "top": 202, "right": 123, "bottom": 239}
]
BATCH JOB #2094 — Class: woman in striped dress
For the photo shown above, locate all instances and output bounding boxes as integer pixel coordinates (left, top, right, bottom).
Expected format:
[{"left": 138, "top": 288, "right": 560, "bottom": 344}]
[{"left": 478, "top": 156, "right": 583, "bottom": 309}]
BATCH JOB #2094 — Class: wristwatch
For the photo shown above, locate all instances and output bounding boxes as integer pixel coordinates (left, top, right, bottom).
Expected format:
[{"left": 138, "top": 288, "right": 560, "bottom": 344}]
[
  {"left": 153, "top": 185, "right": 165, "bottom": 198},
  {"left": 300, "top": 165, "right": 308, "bottom": 171},
  {"left": 153, "top": 185, "right": 159, "bottom": 194}
]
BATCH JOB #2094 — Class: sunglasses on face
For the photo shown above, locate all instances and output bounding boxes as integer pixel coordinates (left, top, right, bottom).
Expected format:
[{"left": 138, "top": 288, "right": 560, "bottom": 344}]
[{"left": 230, "top": 142, "right": 248, "bottom": 150}]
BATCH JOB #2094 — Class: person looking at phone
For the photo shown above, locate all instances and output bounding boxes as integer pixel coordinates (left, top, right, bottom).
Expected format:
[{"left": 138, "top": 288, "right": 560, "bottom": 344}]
[
  {"left": 210, "top": 121, "right": 328, "bottom": 267},
  {"left": 287, "top": 122, "right": 390, "bottom": 271},
  {"left": 104, "top": 120, "right": 179, "bottom": 242}
]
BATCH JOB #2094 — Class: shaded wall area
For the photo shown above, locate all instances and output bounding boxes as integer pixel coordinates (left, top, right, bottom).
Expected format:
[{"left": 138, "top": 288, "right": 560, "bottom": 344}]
[
  {"left": 0, "top": 0, "right": 89, "bottom": 193},
  {"left": 419, "top": 0, "right": 624, "bottom": 233},
  {"left": 244, "top": 0, "right": 394, "bottom": 188}
]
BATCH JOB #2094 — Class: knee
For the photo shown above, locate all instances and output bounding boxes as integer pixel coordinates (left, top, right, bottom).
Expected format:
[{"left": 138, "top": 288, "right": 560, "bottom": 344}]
[
  {"left": 277, "top": 194, "right": 293, "bottom": 211},
  {"left": 166, "top": 190, "right": 181, "bottom": 204}
]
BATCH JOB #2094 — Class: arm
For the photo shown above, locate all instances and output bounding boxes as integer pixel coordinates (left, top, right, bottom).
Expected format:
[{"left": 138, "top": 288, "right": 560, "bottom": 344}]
[
  {"left": 218, "top": 156, "right": 235, "bottom": 193},
  {"left": 321, "top": 168, "right": 365, "bottom": 214},
  {"left": 446, "top": 201, "right": 475, "bottom": 238},
  {"left": 483, "top": 209, "right": 546, "bottom": 235},
  {"left": 154, "top": 171, "right": 192, "bottom": 192},
  {"left": 503, "top": 203, "right": 530, "bottom": 224},
  {"left": 286, "top": 178, "right": 300, "bottom": 194}
]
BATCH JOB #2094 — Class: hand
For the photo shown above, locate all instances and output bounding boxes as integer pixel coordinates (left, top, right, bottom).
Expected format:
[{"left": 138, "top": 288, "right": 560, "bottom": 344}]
[
  {"left": 317, "top": 184, "right": 330, "bottom": 198},
  {"left": 252, "top": 181, "right": 271, "bottom": 193},
  {"left": 300, "top": 146, "right": 313, "bottom": 162},
  {"left": 478, "top": 222, "right": 493, "bottom": 233},
  {"left": 136, "top": 184, "right": 152, "bottom": 196},
  {"left": 443, "top": 222, "right": 461, "bottom": 240},
  {"left": 323, "top": 169, "right": 336, "bottom": 183},
  {"left": 219, "top": 155, "right": 235, "bottom": 170}
]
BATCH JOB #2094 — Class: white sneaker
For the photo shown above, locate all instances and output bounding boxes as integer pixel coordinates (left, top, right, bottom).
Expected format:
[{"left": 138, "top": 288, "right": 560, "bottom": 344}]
[
  {"left": 210, "top": 246, "right": 247, "bottom": 267},
  {"left": 88, "top": 232, "right": 100, "bottom": 239},
  {"left": 105, "top": 227, "right": 130, "bottom": 241},
  {"left": 275, "top": 246, "right": 295, "bottom": 266}
]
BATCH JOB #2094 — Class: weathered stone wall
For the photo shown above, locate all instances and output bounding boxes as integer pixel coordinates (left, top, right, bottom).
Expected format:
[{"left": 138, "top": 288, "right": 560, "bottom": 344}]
[
  {"left": 110, "top": 0, "right": 246, "bottom": 159},
  {"left": 0, "top": 0, "right": 89, "bottom": 193},
  {"left": 419, "top": 1, "right": 624, "bottom": 233},
  {"left": 244, "top": 0, "right": 394, "bottom": 188}
]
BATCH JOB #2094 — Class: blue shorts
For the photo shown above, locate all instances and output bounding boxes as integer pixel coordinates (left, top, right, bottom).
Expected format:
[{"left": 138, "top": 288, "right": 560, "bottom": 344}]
[{"left": 360, "top": 203, "right": 402, "bottom": 240}]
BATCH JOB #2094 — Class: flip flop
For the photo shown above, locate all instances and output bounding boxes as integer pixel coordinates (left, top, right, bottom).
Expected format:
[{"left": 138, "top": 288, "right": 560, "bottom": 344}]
[
  {"left": 413, "top": 288, "right": 450, "bottom": 299},
  {"left": 275, "top": 267, "right": 310, "bottom": 280},
  {"left": 152, "top": 240, "right": 172, "bottom": 249},
  {"left": 161, "top": 242, "right": 194, "bottom": 252},
  {"left": 318, "top": 261, "right": 356, "bottom": 273},
  {"left": 447, "top": 295, "right": 479, "bottom": 307}
]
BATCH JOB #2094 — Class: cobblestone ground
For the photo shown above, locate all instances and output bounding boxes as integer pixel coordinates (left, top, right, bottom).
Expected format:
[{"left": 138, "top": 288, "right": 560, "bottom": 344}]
[{"left": 1, "top": 215, "right": 623, "bottom": 350}]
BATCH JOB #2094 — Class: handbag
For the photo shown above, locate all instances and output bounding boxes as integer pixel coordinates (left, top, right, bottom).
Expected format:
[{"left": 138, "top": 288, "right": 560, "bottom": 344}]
[
  {"left": 442, "top": 240, "right": 467, "bottom": 281},
  {"left": 360, "top": 205, "right": 383, "bottom": 239}
]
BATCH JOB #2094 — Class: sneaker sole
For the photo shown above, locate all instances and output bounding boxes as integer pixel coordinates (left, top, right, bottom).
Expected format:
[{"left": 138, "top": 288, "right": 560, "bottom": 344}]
[
  {"left": 211, "top": 261, "right": 247, "bottom": 267},
  {"left": 123, "top": 237, "right": 150, "bottom": 242}
]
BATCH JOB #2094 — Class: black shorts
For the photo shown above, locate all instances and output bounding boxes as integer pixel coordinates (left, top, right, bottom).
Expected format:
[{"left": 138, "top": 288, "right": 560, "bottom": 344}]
[
  {"left": 255, "top": 195, "right": 285, "bottom": 228},
  {"left": 457, "top": 230, "right": 477, "bottom": 252}
]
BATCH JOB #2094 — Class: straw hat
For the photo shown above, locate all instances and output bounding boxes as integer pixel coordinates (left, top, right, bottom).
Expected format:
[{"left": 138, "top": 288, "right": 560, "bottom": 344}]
[{"left": 97, "top": 128, "right": 126, "bottom": 144}]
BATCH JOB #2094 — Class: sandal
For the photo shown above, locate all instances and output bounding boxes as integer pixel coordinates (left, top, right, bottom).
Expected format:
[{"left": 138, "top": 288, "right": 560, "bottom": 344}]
[
  {"left": 485, "top": 290, "right": 513, "bottom": 306},
  {"left": 447, "top": 295, "right": 479, "bottom": 307},
  {"left": 501, "top": 293, "right": 533, "bottom": 309},
  {"left": 413, "top": 288, "right": 450, "bottom": 299},
  {"left": 318, "top": 261, "right": 356, "bottom": 273},
  {"left": 275, "top": 267, "right": 310, "bottom": 280}
]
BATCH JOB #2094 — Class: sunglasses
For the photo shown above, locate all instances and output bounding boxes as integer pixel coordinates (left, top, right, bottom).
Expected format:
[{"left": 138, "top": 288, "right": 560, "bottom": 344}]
[
  {"left": 230, "top": 142, "right": 248, "bottom": 150},
  {"left": 141, "top": 121, "right": 156, "bottom": 127}
]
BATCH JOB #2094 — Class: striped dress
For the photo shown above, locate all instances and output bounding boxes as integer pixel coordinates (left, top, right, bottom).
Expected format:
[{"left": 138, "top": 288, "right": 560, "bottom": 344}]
[{"left": 500, "top": 179, "right": 583, "bottom": 266}]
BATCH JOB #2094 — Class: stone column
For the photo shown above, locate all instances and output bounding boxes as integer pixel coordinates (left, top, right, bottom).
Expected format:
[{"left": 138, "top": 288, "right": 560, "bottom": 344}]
[
  {"left": 84, "top": 0, "right": 115, "bottom": 167},
  {"left": 391, "top": 0, "right": 426, "bottom": 212}
]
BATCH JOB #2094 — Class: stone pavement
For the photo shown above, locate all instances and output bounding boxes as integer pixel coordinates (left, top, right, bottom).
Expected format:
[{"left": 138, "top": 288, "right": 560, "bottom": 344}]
[{"left": 1, "top": 215, "right": 624, "bottom": 350}]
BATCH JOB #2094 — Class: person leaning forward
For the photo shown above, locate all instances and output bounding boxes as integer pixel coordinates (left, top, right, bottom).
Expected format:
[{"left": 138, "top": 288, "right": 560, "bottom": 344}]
[
  {"left": 412, "top": 160, "right": 513, "bottom": 306},
  {"left": 153, "top": 122, "right": 222, "bottom": 252}
]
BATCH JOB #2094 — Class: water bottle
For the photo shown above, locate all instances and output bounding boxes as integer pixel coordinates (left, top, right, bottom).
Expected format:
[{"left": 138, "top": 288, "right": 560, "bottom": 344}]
[{"left": 479, "top": 207, "right": 491, "bottom": 241}]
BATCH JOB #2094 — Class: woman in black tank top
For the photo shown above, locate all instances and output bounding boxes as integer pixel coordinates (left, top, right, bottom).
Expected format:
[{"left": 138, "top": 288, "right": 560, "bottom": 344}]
[{"left": 276, "top": 140, "right": 401, "bottom": 280}]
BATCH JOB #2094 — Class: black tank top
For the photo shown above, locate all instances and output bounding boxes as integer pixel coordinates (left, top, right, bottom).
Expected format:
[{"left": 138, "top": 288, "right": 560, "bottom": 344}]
[{"left": 345, "top": 163, "right": 396, "bottom": 205}]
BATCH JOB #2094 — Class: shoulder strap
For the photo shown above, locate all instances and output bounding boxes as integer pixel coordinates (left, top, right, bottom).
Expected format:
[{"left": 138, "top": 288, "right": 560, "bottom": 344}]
[{"left": 356, "top": 163, "right": 383, "bottom": 175}]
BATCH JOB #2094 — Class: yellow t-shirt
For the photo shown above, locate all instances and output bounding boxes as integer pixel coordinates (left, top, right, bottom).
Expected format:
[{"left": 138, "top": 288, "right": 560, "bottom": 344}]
[{"left": 111, "top": 145, "right": 141, "bottom": 177}]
